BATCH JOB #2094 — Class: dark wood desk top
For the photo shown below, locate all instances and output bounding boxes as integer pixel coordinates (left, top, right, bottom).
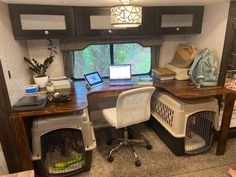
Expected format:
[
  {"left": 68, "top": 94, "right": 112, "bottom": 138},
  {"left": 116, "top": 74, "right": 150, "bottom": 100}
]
[
  {"left": 11, "top": 82, "right": 88, "bottom": 118},
  {"left": 11, "top": 81, "right": 143, "bottom": 118},
  {"left": 154, "top": 80, "right": 232, "bottom": 99},
  {"left": 12, "top": 79, "right": 233, "bottom": 118}
]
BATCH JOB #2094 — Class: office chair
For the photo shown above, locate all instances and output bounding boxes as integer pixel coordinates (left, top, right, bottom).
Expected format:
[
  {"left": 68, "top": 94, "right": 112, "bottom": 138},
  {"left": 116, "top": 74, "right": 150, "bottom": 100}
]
[{"left": 102, "top": 86, "right": 155, "bottom": 166}]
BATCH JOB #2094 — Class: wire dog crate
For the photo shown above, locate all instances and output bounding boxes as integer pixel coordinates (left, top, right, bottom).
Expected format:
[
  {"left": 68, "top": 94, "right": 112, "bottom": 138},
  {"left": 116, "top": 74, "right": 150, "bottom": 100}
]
[
  {"left": 150, "top": 91, "right": 218, "bottom": 156},
  {"left": 31, "top": 109, "right": 96, "bottom": 176}
]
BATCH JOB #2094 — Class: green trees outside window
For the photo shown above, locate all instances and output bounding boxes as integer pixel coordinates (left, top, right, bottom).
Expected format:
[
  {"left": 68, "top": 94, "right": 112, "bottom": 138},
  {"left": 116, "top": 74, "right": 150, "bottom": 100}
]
[
  {"left": 73, "top": 43, "right": 151, "bottom": 79},
  {"left": 114, "top": 43, "right": 151, "bottom": 75}
]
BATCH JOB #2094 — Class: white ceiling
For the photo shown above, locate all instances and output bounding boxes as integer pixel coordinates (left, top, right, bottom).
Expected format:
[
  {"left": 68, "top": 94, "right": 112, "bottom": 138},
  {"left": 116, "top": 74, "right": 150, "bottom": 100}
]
[{"left": 0, "top": 0, "right": 230, "bottom": 6}]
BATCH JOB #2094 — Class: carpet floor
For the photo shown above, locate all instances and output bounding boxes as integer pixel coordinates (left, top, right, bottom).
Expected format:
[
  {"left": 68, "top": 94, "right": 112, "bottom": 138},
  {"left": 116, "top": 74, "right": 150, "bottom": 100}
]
[{"left": 78, "top": 124, "right": 236, "bottom": 177}]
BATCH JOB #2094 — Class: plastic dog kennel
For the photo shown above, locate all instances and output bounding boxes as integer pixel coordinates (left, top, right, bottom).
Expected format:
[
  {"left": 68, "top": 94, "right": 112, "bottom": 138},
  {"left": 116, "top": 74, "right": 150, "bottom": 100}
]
[
  {"left": 31, "top": 109, "right": 96, "bottom": 176},
  {"left": 150, "top": 91, "right": 219, "bottom": 156}
]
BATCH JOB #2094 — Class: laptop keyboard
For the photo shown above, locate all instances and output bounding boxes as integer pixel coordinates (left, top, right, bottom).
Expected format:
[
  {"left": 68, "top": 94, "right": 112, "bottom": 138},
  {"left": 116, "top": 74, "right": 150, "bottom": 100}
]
[{"left": 109, "top": 80, "right": 134, "bottom": 86}]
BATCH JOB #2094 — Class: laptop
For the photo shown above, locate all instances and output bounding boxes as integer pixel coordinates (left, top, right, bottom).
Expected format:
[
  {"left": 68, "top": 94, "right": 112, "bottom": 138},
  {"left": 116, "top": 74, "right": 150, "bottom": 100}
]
[{"left": 109, "top": 64, "right": 134, "bottom": 86}]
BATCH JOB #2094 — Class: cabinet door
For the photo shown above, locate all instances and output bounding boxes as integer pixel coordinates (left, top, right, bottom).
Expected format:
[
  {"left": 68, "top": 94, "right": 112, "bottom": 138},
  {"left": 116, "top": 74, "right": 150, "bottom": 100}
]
[
  {"left": 156, "top": 6, "right": 204, "bottom": 35},
  {"left": 75, "top": 7, "right": 155, "bottom": 40},
  {"left": 8, "top": 4, "right": 76, "bottom": 40}
]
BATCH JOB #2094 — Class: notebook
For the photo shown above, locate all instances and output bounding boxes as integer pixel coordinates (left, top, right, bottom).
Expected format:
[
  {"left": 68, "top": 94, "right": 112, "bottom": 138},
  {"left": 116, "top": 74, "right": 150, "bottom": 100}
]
[
  {"left": 14, "top": 95, "right": 46, "bottom": 107},
  {"left": 13, "top": 95, "right": 47, "bottom": 111},
  {"left": 109, "top": 64, "right": 134, "bottom": 86}
]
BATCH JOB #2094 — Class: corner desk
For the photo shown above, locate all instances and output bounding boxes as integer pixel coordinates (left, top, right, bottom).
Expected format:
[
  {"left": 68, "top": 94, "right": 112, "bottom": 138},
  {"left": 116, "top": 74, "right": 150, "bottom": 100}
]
[{"left": 10, "top": 79, "right": 236, "bottom": 172}]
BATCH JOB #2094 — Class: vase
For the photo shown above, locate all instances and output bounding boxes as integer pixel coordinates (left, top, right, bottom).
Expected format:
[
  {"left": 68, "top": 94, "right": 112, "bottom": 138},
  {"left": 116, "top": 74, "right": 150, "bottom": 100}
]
[{"left": 34, "top": 75, "right": 49, "bottom": 88}]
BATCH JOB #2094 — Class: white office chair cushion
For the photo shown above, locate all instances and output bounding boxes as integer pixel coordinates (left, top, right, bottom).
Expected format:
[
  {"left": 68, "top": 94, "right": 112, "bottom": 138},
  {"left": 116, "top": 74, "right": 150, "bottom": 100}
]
[
  {"left": 102, "top": 108, "right": 117, "bottom": 127},
  {"left": 102, "top": 86, "right": 155, "bottom": 129}
]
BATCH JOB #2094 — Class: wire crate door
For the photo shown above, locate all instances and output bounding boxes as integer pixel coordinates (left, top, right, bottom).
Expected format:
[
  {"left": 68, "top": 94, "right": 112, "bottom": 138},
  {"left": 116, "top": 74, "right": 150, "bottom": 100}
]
[
  {"left": 41, "top": 128, "right": 85, "bottom": 175},
  {"left": 185, "top": 111, "right": 215, "bottom": 154}
]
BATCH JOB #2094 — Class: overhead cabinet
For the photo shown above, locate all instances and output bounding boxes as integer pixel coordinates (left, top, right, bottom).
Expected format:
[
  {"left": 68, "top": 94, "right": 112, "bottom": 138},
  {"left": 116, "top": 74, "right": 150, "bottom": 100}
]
[
  {"left": 8, "top": 4, "right": 76, "bottom": 40},
  {"left": 8, "top": 5, "right": 204, "bottom": 40},
  {"left": 155, "top": 6, "right": 204, "bottom": 35},
  {"left": 75, "top": 7, "right": 156, "bottom": 40}
]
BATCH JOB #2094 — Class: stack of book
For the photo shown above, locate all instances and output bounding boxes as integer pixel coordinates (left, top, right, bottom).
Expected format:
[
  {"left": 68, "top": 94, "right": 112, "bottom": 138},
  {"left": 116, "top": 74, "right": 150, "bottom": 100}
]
[{"left": 152, "top": 67, "right": 176, "bottom": 81}]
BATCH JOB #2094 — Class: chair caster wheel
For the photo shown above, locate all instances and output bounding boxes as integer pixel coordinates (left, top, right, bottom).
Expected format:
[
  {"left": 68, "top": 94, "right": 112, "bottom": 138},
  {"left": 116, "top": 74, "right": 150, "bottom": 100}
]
[
  {"left": 146, "top": 144, "right": 152, "bottom": 150},
  {"left": 106, "top": 139, "right": 112, "bottom": 145},
  {"left": 135, "top": 160, "right": 141, "bottom": 167},
  {"left": 108, "top": 156, "right": 114, "bottom": 162}
]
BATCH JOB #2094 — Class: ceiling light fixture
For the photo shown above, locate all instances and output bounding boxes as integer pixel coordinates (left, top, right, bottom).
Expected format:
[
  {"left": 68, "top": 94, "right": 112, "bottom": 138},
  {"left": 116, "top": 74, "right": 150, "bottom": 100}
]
[{"left": 111, "top": 0, "right": 142, "bottom": 28}]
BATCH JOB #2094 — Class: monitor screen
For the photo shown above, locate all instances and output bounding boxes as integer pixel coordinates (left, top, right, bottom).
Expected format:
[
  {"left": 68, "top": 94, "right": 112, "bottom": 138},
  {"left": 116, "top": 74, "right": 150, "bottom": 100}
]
[
  {"left": 84, "top": 72, "right": 104, "bottom": 87},
  {"left": 109, "top": 64, "right": 131, "bottom": 80}
]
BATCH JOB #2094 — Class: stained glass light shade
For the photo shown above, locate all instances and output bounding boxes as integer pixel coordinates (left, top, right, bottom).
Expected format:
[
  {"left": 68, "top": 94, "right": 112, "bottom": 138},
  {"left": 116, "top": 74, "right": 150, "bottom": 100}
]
[{"left": 111, "top": 5, "right": 142, "bottom": 28}]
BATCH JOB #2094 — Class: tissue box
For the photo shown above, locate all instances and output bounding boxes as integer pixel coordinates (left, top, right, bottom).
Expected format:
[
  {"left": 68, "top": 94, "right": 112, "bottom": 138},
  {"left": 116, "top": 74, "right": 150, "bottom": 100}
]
[{"left": 25, "top": 84, "right": 38, "bottom": 93}]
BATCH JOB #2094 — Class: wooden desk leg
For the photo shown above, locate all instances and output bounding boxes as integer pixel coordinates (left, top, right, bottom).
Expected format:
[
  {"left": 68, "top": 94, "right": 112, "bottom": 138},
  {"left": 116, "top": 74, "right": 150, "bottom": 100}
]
[
  {"left": 216, "top": 92, "right": 235, "bottom": 155},
  {"left": 10, "top": 115, "right": 33, "bottom": 171}
]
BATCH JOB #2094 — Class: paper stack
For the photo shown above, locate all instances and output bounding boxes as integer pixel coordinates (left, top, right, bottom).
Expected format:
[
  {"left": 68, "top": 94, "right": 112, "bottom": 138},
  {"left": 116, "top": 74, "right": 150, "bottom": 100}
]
[
  {"left": 138, "top": 76, "right": 153, "bottom": 85},
  {"left": 152, "top": 67, "right": 176, "bottom": 81},
  {"left": 51, "top": 76, "right": 71, "bottom": 90}
]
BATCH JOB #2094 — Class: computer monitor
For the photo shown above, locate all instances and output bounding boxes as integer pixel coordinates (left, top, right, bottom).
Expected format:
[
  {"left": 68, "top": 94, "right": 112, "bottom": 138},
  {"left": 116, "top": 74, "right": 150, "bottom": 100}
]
[
  {"left": 109, "top": 64, "right": 131, "bottom": 80},
  {"left": 84, "top": 72, "right": 104, "bottom": 88}
]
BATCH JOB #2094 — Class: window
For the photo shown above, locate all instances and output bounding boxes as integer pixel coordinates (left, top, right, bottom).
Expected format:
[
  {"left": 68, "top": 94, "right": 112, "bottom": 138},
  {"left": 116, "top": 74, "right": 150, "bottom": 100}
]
[{"left": 73, "top": 43, "right": 151, "bottom": 79}]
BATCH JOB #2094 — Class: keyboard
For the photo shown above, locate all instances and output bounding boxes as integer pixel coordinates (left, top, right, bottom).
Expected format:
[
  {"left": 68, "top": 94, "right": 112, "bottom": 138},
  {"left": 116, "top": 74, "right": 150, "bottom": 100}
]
[{"left": 109, "top": 80, "right": 134, "bottom": 86}]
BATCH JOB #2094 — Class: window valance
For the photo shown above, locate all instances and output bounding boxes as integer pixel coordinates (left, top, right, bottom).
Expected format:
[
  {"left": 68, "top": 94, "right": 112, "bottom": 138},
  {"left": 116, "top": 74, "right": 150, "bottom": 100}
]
[{"left": 59, "top": 37, "right": 162, "bottom": 51}]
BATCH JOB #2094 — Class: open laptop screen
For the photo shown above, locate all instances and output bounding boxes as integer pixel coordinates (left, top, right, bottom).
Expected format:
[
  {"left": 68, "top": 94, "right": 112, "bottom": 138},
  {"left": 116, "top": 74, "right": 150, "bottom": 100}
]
[{"left": 109, "top": 64, "right": 131, "bottom": 80}]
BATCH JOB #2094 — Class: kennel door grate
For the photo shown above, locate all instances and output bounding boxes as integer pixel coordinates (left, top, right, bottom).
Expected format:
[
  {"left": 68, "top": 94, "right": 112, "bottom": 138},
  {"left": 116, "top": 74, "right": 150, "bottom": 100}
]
[
  {"left": 41, "top": 128, "right": 85, "bottom": 175},
  {"left": 185, "top": 111, "right": 215, "bottom": 154}
]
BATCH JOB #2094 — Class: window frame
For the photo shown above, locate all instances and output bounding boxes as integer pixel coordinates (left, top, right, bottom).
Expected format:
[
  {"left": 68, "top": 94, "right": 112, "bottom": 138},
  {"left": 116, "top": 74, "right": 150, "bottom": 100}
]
[{"left": 71, "top": 43, "right": 159, "bottom": 80}]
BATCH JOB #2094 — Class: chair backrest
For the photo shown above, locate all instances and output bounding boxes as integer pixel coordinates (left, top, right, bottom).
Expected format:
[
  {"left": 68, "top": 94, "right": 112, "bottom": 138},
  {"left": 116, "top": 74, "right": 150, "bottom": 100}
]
[{"left": 116, "top": 86, "right": 155, "bottom": 128}]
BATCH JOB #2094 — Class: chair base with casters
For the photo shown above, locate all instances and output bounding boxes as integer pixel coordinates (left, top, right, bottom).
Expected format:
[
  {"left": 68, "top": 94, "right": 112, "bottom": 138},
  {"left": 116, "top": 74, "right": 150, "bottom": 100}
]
[
  {"left": 102, "top": 86, "right": 156, "bottom": 167},
  {"left": 107, "top": 127, "right": 152, "bottom": 167}
]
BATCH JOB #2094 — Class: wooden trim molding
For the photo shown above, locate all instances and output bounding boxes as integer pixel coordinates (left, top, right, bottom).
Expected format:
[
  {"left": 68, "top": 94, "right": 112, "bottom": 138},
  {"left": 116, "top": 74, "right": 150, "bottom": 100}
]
[
  {"left": 218, "top": 2, "right": 236, "bottom": 86},
  {"left": 0, "top": 59, "right": 24, "bottom": 173}
]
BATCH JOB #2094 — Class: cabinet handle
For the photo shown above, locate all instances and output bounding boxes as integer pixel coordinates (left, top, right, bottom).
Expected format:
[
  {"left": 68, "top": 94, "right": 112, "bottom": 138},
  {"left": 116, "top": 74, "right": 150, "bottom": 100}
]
[
  {"left": 176, "top": 27, "right": 180, "bottom": 31},
  {"left": 231, "top": 52, "right": 236, "bottom": 57},
  {"left": 108, "top": 30, "right": 112, "bottom": 34},
  {"left": 44, "top": 30, "right": 49, "bottom": 35}
]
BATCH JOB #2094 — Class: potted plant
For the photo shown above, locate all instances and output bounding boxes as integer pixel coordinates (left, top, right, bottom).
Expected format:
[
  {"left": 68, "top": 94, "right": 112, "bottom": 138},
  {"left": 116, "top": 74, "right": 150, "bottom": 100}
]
[{"left": 24, "top": 39, "right": 56, "bottom": 88}]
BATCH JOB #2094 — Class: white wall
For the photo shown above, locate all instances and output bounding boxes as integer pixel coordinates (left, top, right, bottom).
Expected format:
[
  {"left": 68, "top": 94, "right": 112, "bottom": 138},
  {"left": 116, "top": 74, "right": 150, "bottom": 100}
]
[
  {"left": 188, "top": 1, "right": 230, "bottom": 65},
  {"left": 159, "top": 35, "right": 186, "bottom": 67},
  {"left": 0, "top": 2, "right": 31, "bottom": 106},
  {"left": 27, "top": 39, "right": 65, "bottom": 77}
]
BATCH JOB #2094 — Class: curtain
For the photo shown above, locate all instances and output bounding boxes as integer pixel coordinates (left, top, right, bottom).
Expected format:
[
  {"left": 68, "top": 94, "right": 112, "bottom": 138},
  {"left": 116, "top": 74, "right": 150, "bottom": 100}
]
[{"left": 62, "top": 51, "right": 74, "bottom": 78}]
